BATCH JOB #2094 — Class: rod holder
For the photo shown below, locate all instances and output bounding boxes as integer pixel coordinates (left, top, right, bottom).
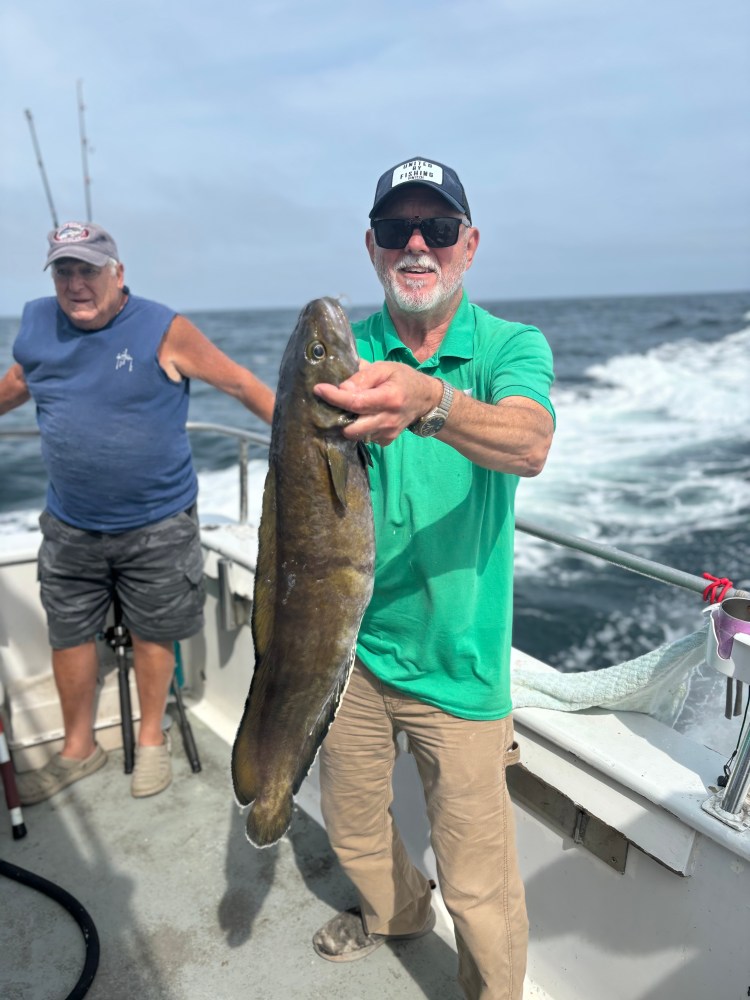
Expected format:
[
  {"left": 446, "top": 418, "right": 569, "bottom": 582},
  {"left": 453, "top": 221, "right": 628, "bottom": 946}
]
[
  {"left": 719, "top": 714, "right": 750, "bottom": 816},
  {"left": 218, "top": 558, "right": 237, "bottom": 631}
]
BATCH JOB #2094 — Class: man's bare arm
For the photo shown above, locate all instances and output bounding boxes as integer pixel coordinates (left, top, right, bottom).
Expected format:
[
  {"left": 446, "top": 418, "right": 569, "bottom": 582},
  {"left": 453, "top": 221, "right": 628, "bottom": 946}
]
[
  {"left": 0, "top": 364, "right": 31, "bottom": 416},
  {"left": 158, "top": 315, "right": 275, "bottom": 424}
]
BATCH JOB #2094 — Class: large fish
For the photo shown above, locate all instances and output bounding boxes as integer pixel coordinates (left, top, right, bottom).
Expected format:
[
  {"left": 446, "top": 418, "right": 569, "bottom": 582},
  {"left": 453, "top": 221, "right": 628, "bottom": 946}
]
[{"left": 231, "top": 297, "right": 374, "bottom": 847}]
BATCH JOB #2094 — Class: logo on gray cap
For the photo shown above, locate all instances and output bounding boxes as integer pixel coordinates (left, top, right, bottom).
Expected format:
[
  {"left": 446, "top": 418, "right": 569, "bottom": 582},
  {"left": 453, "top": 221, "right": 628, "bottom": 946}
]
[
  {"left": 44, "top": 221, "right": 120, "bottom": 270},
  {"left": 53, "top": 222, "right": 92, "bottom": 243}
]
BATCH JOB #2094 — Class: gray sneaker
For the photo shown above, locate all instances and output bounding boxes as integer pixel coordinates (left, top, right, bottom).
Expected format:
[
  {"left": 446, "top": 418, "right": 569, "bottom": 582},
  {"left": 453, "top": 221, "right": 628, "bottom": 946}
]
[
  {"left": 16, "top": 744, "right": 108, "bottom": 806},
  {"left": 131, "top": 732, "right": 172, "bottom": 798},
  {"left": 312, "top": 904, "right": 436, "bottom": 963}
]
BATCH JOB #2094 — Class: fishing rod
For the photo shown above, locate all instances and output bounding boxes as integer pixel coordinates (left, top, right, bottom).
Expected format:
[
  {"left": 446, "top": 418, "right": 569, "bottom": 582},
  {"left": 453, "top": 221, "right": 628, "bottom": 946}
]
[
  {"left": 24, "top": 108, "right": 58, "bottom": 228},
  {"left": 77, "top": 79, "right": 93, "bottom": 221}
]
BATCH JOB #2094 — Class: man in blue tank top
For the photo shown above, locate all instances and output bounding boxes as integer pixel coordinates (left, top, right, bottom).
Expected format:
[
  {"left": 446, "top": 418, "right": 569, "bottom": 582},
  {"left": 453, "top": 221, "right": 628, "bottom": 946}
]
[
  {"left": 0, "top": 221, "right": 275, "bottom": 803},
  {"left": 310, "top": 160, "right": 555, "bottom": 1000}
]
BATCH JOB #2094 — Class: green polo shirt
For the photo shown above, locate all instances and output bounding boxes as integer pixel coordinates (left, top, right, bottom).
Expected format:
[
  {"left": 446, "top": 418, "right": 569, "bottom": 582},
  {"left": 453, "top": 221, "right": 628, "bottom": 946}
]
[{"left": 353, "top": 293, "right": 555, "bottom": 720}]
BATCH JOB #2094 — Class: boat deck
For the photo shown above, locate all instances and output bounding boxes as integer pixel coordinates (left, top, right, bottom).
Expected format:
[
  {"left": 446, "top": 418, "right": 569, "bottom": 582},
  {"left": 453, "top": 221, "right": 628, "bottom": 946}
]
[{"left": 1, "top": 710, "right": 464, "bottom": 1000}]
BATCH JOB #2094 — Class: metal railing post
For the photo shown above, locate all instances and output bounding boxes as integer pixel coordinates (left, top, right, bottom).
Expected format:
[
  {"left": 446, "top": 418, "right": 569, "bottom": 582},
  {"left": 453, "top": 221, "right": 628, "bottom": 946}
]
[{"left": 239, "top": 439, "right": 249, "bottom": 524}]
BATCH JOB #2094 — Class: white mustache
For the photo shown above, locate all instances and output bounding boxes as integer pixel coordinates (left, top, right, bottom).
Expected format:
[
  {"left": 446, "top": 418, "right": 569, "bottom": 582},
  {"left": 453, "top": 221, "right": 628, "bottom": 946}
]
[{"left": 395, "top": 254, "right": 439, "bottom": 274}]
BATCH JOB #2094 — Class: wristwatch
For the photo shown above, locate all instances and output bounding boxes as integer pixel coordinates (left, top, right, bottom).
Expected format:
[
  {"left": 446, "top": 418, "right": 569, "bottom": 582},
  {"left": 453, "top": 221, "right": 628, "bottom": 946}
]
[{"left": 408, "top": 379, "right": 455, "bottom": 437}]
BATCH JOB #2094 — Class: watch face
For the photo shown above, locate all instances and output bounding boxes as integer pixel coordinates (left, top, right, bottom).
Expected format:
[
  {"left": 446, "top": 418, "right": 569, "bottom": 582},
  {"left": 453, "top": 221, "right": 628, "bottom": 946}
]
[{"left": 417, "top": 414, "right": 446, "bottom": 437}]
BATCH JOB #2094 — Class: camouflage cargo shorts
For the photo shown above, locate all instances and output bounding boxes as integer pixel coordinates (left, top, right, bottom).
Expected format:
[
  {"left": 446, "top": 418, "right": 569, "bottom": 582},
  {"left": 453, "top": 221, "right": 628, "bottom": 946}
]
[{"left": 37, "top": 506, "right": 206, "bottom": 648}]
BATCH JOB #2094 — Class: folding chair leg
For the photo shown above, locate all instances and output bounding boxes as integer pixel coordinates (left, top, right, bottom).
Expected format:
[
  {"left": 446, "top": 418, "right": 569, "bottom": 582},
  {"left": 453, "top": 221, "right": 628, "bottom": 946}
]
[
  {"left": 171, "top": 678, "right": 201, "bottom": 773},
  {"left": 117, "top": 647, "right": 135, "bottom": 775}
]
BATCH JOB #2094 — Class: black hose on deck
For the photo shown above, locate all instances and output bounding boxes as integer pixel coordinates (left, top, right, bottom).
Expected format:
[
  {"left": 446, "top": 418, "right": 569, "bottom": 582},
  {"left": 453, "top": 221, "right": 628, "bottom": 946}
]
[{"left": 0, "top": 857, "right": 100, "bottom": 1000}]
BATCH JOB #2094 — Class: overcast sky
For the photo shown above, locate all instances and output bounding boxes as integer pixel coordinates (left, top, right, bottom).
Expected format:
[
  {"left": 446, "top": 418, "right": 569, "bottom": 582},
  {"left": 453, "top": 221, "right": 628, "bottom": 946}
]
[{"left": 1, "top": 0, "right": 748, "bottom": 316}]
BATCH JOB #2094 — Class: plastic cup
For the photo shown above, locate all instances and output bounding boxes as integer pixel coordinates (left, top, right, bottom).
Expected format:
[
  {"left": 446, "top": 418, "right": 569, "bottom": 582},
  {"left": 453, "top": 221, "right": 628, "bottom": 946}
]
[{"left": 712, "top": 597, "right": 750, "bottom": 660}]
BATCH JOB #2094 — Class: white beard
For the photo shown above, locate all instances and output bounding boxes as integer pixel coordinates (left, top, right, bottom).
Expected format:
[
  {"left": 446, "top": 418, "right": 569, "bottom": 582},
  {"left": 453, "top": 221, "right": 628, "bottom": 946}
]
[{"left": 374, "top": 248, "right": 468, "bottom": 314}]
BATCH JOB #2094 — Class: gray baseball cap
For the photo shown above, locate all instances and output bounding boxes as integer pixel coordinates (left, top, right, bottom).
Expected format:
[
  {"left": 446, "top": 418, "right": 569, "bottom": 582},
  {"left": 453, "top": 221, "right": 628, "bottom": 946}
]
[{"left": 44, "top": 221, "right": 119, "bottom": 270}]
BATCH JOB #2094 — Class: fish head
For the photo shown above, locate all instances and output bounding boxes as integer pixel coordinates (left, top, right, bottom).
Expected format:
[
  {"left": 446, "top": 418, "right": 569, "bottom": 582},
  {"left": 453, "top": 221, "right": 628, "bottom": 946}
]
[{"left": 277, "top": 297, "right": 361, "bottom": 430}]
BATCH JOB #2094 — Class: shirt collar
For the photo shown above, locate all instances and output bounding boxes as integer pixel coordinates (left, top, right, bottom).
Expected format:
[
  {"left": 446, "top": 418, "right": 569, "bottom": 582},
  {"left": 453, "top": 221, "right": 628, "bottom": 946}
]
[{"left": 379, "top": 291, "right": 474, "bottom": 367}]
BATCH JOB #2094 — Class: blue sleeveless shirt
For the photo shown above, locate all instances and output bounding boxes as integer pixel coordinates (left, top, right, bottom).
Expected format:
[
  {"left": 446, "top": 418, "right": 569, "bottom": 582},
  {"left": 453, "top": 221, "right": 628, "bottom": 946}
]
[{"left": 14, "top": 293, "right": 198, "bottom": 531}]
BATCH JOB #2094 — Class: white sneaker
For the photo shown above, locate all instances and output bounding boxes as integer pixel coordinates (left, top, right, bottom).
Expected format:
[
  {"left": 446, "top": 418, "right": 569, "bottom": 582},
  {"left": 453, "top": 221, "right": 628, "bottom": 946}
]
[{"left": 131, "top": 732, "right": 172, "bottom": 798}]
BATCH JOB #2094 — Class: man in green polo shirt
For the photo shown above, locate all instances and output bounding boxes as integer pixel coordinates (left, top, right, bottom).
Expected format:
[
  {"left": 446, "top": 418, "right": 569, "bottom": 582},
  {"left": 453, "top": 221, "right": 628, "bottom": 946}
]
[{"left": 311, "top": 157, "right": 555, "bottom": 1000}]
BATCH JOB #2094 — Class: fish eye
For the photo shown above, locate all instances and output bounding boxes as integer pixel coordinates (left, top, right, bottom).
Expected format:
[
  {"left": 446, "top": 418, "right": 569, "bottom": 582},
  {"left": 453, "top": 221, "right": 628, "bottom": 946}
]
[{"left": 307, "top": 341, "right": 327, "bottom": 362}]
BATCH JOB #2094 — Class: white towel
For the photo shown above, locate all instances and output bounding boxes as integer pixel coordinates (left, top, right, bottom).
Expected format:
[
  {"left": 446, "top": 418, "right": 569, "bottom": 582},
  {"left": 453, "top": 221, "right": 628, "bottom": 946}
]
[{"left": 511, "top": 621, "right": 709, "bottom": 726}]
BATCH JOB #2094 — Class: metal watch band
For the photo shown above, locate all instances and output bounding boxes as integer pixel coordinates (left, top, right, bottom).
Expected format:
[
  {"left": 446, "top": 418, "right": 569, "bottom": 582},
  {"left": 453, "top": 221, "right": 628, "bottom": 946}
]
[{"left": 408, "top": 378, "right": 455, "bottom": 437}]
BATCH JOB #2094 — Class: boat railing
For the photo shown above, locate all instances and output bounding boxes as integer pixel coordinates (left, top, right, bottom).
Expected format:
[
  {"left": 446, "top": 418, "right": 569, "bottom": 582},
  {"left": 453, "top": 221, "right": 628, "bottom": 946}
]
[
  {"left": 185, "top": 422, "right": 272, "bottom": 525},
  {"left": 199, "top": 426, "right": 738, "bottom": 604},
  {"left": 514, "top": 516, "right": 739, "bottom": 600},
  {"left": 193, "top": 425, "right": 742, "bottom": 604}
]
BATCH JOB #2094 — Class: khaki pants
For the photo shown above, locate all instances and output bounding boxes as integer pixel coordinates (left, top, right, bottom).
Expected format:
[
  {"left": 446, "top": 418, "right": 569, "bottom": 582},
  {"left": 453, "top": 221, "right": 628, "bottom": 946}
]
[{"left": 320, "top": 661, "right": 528, "bottom": 1000}]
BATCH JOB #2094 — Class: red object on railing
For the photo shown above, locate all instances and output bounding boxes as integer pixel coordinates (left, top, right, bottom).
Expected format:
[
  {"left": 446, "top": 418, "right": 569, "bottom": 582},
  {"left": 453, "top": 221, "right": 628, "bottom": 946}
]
[{"left": 702, "top": 572, "right": 733, "bottom": 604}]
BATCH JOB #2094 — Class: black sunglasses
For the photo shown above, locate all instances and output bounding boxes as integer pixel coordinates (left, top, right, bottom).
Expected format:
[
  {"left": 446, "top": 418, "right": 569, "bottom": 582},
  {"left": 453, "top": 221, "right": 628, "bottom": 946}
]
[{"left": 372, "top": 216, "right": 470, "bottom": 250}]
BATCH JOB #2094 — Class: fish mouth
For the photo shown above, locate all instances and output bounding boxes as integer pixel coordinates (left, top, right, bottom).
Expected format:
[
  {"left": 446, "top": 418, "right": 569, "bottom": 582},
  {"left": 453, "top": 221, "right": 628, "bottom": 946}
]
[
  {"left": 330, "top": 405, "right": 357, "bottom": 426},
  {"left": 314, "top": 396, "right": 357, "bottom": 427}
]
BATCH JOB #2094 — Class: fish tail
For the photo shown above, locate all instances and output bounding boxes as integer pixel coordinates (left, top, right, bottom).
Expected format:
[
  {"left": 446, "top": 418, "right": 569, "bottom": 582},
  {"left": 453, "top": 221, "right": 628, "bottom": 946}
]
[{"left": 245, "top": 793, "right": 293, "bottom": 848}]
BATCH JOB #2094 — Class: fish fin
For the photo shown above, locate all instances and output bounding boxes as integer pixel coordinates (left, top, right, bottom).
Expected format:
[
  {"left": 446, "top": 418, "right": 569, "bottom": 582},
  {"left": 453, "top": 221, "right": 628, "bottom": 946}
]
[
  {"left": 357, "top": 440, "right": 373, "bottom": 468},
  {"left": 245, "top": 793, "right": 294, "bottom": 848},
  {"left": 230, "top": 645, "right": 277, "bottom": 806},
  {"left": 233, "top": 684, "right": 294, "bottom": 846},
  {"left": 252, "top": 468, "right": 277, "bottom": 659},
  {"left": 290, "top": 645, "right": 357, "bottom": 796},
  {"left": 231, "top": 695, "right": 260, "bottom": 807},
  {"left": 325, "top": 440, "right": 350, "bottom": 508}
]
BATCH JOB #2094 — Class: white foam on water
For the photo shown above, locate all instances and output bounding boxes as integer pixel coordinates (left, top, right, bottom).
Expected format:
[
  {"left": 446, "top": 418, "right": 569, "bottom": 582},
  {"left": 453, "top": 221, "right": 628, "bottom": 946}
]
[
  {"left": 0, "top": 509, "right": 43, "bottom": 535},
  {"left": 516, "top": 324, "right": 750, "bottom": 574}
]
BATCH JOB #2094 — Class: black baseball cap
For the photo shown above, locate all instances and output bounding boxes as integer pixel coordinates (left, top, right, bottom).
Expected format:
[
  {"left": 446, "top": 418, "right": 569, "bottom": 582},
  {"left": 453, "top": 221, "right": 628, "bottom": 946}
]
[{"left": 369, "top": 157, "right": 471, "bottom": 223}]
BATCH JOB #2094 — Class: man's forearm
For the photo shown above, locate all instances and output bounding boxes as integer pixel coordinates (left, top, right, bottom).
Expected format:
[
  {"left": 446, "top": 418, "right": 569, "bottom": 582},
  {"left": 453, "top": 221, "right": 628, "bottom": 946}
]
[
  {"left": 436, "top": 392, "right": 554, "bottom": 476},
  {"left": 314, "top": 360, "right": 553, "bottom": 475},
  {"left": 0, "top": 364, "right": 30, "bottom": 416}
]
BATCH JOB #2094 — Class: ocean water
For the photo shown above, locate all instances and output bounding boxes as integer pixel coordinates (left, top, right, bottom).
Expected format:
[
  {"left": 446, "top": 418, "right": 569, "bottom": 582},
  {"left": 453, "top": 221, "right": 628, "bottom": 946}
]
[{"left": 2, "top": 290, "right": 749, "bottom": 749}]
